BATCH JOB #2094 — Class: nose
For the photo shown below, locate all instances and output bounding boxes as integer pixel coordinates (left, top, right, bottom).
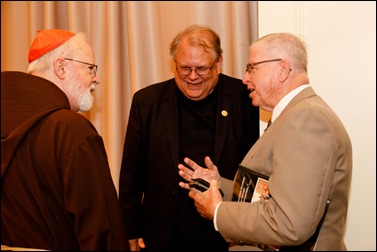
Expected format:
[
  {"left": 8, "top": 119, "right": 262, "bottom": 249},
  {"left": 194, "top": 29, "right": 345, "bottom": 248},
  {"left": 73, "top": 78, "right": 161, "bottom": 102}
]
[
  {"left": 92, "top": 75, "right": 100, "bottom": 85},
  {"left": 187, "top": 69, "right": 200, "bottom": 79},
  {"left": 242, "top": 73, "right": 249, "bottom": 85}
]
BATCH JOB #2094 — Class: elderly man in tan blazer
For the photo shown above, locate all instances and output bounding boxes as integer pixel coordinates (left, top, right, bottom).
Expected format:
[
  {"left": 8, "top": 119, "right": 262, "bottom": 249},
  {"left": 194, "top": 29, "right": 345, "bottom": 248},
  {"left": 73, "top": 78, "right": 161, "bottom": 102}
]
[{"left": 178, "top": 32, "right": 352, "bottom": 251}]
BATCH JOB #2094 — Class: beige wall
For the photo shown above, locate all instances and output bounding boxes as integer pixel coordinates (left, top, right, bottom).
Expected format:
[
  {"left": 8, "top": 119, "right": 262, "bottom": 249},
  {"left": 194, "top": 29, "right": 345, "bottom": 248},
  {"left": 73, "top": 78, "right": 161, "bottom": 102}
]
[{"left": 258, "top": 1, "right": 376, "bottom": 250}]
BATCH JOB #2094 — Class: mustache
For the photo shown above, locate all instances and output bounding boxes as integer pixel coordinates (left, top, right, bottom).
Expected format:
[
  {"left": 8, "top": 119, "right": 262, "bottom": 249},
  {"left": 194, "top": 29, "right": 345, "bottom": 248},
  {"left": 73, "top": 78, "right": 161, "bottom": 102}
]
[{"left": 90, "top": 82, "right": 99, "bottom": 92}]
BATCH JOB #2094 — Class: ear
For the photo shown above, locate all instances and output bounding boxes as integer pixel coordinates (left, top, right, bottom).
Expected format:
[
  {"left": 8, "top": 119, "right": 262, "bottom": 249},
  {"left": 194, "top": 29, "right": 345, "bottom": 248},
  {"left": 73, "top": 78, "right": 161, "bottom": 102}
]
[
  {"left": 216, "top": 55, "right": 223, "bottom": 71},
  {"left": 54, "top": 58, "right": 66, "bottom": 79},
  {"left": 278, "top": 59, "right": 292, "bottom": 82}
]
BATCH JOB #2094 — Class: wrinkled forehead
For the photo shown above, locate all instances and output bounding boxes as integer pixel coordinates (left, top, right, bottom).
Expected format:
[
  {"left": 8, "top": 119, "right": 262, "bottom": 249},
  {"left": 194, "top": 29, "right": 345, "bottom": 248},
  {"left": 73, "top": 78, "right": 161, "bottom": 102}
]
[{"left": 179, "top": 39, "right": 214, "bottom": 61}]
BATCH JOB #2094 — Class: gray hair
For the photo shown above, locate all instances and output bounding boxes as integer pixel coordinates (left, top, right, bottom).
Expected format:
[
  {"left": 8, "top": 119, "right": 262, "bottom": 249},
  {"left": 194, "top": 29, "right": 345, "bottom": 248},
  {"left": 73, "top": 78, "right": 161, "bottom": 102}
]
[
  {"left": 254, "top": 33, "right": 308, "bottom": 72},
  {"left": 169, "top": 24, "right": 223, "bottom": 60}
]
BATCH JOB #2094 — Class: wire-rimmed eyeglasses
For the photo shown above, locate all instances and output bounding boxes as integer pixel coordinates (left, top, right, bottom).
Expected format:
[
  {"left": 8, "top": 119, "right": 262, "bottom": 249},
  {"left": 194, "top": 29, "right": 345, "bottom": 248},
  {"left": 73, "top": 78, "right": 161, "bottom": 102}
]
[
  {"left": 245, "top": 59, "right": 282, "bottom": 73},
  {"left": 64, "top": 58, "right": 98, "bottom": 77},
  {"left": 175, "top": 59, "right": 217, "bottom": 76}
]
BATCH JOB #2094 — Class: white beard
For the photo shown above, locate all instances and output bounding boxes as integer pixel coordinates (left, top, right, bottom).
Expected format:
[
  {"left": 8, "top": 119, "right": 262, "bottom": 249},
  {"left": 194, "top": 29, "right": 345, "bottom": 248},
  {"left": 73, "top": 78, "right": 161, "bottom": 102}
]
[
  {"left": 68, "top": 82, "right": 96, "bottom": 112},
  {"left": 77, "top": 84, "right": 95, "bottom": 112}
]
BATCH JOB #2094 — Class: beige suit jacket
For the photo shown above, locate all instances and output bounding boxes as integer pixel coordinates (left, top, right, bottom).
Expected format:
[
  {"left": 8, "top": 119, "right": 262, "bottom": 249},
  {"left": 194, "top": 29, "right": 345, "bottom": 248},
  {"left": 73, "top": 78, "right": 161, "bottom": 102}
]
[{"left": 217, "top": 87, "right": 352, "bottom": 250}]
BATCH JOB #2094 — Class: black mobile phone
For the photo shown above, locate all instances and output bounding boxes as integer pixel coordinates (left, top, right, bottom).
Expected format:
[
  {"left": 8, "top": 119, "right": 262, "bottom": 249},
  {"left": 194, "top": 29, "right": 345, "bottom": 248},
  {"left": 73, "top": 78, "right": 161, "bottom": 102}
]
[{"left": 188, "top": 178, "right": 224, "bottom": 197}]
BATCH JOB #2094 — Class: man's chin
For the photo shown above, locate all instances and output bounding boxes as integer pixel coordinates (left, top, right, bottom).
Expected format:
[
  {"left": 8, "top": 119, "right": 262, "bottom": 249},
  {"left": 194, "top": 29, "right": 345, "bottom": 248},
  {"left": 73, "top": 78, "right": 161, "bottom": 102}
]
[{"left": 78, "top": 95, "right": 94, "bottom": 112}]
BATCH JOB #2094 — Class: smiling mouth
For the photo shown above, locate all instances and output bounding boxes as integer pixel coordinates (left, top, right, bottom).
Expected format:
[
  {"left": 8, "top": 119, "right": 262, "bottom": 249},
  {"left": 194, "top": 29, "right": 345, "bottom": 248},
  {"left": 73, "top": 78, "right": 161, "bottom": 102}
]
[
  {"left": 186, "top": 82, "right": 204, "bottom": 90},
  {"left": 250, "top": 88, "right": 255, "bottom": 93},
  {"left": 187, "top": 81, "right": 203, "bottom": 85}
]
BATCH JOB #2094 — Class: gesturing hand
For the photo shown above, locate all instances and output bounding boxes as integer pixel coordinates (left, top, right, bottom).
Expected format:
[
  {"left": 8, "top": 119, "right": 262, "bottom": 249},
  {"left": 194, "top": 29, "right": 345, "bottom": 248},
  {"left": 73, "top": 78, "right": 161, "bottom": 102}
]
[{"left": 177, "top": 156, "right": 221, "bottom": 189}]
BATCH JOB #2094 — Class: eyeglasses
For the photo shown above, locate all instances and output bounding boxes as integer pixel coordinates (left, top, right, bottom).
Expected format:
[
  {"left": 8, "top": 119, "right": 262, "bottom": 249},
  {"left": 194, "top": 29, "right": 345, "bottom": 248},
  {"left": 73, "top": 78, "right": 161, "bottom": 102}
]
[
  {"left": 64, "top": 58, "right": 98, "bottom": 77},
  {"left": 175, "top": 59, "right": 217, "bottom": 76},
  {"left": 245, "top": 59, "right": 282, "bottom": 73}
]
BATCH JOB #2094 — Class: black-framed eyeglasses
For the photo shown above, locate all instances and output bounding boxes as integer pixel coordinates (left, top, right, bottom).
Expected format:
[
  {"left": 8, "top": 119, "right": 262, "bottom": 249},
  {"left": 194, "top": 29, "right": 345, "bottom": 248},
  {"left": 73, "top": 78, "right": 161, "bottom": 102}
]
[
  {"left": 245, "top": 59, "right": 282, "bottom": 73},
  {"left": 64, "top": 58, "right": 98, "bottom": 77},
  {"left": 175, "top": 59, "right": 217, "bottom": 76}
]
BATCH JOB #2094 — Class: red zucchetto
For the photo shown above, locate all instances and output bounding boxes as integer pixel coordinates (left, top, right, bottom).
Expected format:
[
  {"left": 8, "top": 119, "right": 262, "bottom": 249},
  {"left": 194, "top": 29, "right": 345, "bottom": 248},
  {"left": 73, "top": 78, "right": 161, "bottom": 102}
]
[{"left": 28, "top": 29, "right": 75, "bottom": 63}]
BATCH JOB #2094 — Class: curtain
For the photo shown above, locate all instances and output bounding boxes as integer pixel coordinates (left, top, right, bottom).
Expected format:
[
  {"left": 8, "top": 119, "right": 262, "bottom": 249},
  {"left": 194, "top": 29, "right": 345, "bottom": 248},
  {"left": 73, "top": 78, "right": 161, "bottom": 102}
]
[{"left": 1, "top": 1, "right": 258, "bottom": 193}]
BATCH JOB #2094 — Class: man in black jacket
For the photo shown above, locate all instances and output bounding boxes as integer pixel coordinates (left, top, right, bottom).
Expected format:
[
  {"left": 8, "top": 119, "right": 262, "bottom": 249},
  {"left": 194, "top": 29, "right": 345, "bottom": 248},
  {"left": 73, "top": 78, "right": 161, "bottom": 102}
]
[{"left": 119, "top": 24, "right": 260, "bottom": 251}]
